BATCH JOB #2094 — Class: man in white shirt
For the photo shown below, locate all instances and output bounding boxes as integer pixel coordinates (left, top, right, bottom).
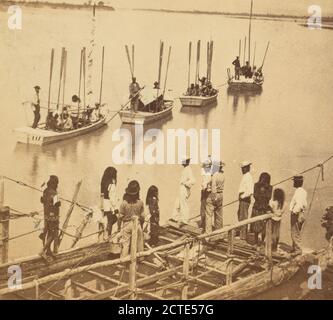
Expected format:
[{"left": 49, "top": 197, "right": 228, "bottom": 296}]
[
  {"left": 31, "top": 85, "right": 41, "bottom": 128},
  {"left": 171, "top": 156, "right": 196, "bottom": 225},
  {"left": 237, "top": 161, "right": 254, "bottom": 240},
  {"left": 289, "top": 175, "right": 307, "bottom": 255}
]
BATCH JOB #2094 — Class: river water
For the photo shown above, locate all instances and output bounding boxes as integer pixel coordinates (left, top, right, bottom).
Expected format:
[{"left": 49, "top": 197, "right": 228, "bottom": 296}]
[{"left": 1, "top": 7, "right": 333, "bottom": 298}]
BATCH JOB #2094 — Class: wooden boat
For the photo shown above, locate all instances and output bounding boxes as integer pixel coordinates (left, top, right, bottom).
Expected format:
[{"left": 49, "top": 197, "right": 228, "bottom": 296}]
[
  {"left": 179, "top": 93, "right": 218, "bottom": 107},
  {"left": 14, "top": 116, "right": 107, "bottom": 146},
  {"left": 227, "top": 76, "right": 263, "bottom": 92},
  {"left": 119, "top": 101, "right": 173, "bottom": 125},
  {"left": 1, "top": 213, "right": 330, "bottom": 300}
]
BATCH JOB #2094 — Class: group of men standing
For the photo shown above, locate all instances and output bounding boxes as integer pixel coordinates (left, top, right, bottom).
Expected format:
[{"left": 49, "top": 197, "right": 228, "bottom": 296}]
[
  {"left": 232, "top": 56, "right": 262, "bottom": 81},
  {"left": 171, "top": 157, "right": 309, "bottom": 255}
]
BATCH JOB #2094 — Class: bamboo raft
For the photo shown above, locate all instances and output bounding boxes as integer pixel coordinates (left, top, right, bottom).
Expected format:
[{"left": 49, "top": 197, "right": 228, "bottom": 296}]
[{"left": 0, "top": 213, "right": 330, "bottom": 300}]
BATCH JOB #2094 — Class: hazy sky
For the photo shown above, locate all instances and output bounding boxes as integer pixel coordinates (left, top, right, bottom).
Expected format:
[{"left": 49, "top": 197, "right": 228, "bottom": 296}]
[{"left": 29, "top": 0, "right": 333, "bottom": 16}]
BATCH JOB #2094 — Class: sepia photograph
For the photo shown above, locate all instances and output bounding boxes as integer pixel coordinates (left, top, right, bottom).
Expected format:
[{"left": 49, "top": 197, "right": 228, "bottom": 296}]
[{"left": 0, "top": 0, "right": 333, "bottom": 305}]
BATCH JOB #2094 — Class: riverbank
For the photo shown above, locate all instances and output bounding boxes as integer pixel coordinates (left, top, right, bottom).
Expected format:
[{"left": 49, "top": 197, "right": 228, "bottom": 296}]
[
  {"left": 132, "top": 8, "right": 333, "bottom": 25},
  {"left": 0, "top": 0, "right": 114, "bottom": 11}
]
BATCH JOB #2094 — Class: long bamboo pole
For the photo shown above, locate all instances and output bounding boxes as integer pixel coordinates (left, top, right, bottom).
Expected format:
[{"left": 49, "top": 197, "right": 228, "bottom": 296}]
[
  {"left": 47, "top": 49, "right": 55, "bottom": 114},
  {"left": 187, "top": 42, "right": 192, "bottom": 89},
  {"left": 252, "top": 42, "right": 256, "bottom": 67},
  {"left": 243, "top": 37, "right": 246, "bottom": 65},
  {"left": 239, "top": 39, "right": 241, "bottom": 59},
  {"left": 209, "top": 40, "right": 214, "bottom": 82},
  {"left": 82, "top": 47, "right": 86, "bottom": 123},
  {"left": 195, "top": 40, "right": 200, "bottom": 85},
  {"left": 260, "top": 41, "right": 270, "bottom": 69},
  {"left": 162, "top": 46, "right": 171, "bottom": 98},
  {"left": 99, "top": 46, "right": 105, "bottom": 106},
  {"left": 206, "top": 41, "right": 210, "bottom": 80},
  {"left": 62, "top": 49, "right": 67, "bottom": 110},
  {"left": 248, "top": 0, "right": 253, "bottom": 66},
  {"left": 157, "top": 40, "right": 164, "bottom": 98},
  {"left": 129, "top": 216, "right": 138, "bottom": 300},
  {"left": 125, "top": 45, "right": 133, "bottom": 79},
  {"left": 131, "top": 44, "right": 135, "bottom": 76},
  {"left": 181, "top": 243, "right": 190, "bottom": 300},
  {"left": 56, "top": 47, "right": 65, "bottom": 110}
]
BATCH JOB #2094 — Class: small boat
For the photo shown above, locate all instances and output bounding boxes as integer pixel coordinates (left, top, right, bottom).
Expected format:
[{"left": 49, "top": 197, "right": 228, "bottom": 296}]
[
  {"left": 1, "top": 213, "right": 331, "bottom": 300},
  {"left": 119, "top": 100, "right": 173, "bottom": 125},
  {"left": 227, "top": 72, "right": 263, "bottom": 92},
  {"left": 14, "top": 116, "right": 107, "bottom": 146},
  {"left": 179, "top": 92, "right": 218, "bottom": 107}
]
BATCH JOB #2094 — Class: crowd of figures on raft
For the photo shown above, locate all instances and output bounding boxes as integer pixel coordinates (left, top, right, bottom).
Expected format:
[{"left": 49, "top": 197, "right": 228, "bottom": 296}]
[
  {"left": 31, "top": 85, "right": 103, "bottom": 131},
  {"left": 185, "top": 77, "right": 218, "bottom": 97},
  {"left": 36, "top": 157, "right": 333, "bottom": 261}
]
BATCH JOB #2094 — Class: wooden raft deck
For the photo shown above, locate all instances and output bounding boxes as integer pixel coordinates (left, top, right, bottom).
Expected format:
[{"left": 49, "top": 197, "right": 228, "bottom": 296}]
[{"left": 1, "top": 213, "right": 326, "bottom": 300}]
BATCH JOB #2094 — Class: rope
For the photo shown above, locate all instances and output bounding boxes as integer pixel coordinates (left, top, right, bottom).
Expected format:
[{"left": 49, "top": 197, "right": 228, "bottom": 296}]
[{"left": 189, "top": 155, "right": 333, "bottom": 222}]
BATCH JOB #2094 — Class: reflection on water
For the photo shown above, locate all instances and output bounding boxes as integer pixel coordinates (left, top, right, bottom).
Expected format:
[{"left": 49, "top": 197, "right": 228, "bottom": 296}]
[{"left": 227, "top": 87, "right": 262, "bottom": 114}]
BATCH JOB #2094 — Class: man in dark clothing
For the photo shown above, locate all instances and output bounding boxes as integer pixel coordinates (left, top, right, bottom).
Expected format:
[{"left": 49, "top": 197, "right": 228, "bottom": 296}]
[
  {"left": 40, "top": 175, "right": 61, "bottom": 259},
  {"left": 32, "top": 86, "right": 41, "bottom": 128},
  {"left": 232, "top": 57, "right": 241, "bottom": 80}
]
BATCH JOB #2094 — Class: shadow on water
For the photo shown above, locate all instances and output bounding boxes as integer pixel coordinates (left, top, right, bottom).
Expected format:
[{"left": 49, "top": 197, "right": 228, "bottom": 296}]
[{"left": 227, "top": 88, "right": 263, "bottom": 114}]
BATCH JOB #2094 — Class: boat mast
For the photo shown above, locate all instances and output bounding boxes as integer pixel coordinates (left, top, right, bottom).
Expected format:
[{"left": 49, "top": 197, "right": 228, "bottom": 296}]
[
  {"left": 47, "top": 48, "right": 54, "bottom": 114},
  {"left": 162, "top": 46, "right": 171, "bottom": 98},
  {"left": 99, "top": 46, "right": 105, "bottom": 107},
  {"left": 157, "top": 40, "right": 164, "bottom": 98},
  {"left": 195, "top": 40, "right": 200, "bottom": 85},
  {"left": 248, "top": 0, "right": 253, "bottom": 66},
  {"left": 187, "top": 41, "right": 192, "bottom": 89}
]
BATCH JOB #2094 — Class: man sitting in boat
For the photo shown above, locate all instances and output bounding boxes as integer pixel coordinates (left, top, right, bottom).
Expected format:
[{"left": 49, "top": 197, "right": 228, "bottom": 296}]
[
  {"left": 31, "top": 85, "right": 41, "bottom": 129},
  {"left": 45, "top": 111, "right": 54, "bottom": 130},
  {"left": 129, "top": 77, "right": 141, "bottom": 113},
  {"left": 62, "top": 112, "right": 74, "bottom": 131},
  {"left": 232, "top": 56, "right": 241, "bottom": 80},
  {"left": 243, "top": 61, "right": 253, "bottom": 79},
  {"left": 185, "top": 83, "right": 195, "bottom": 96},
  {"left": 254, "top": 67, "right": 264, "bottom": 83},
  {"left": 90, "top": 103, "right": 102, "bottom": 122}
]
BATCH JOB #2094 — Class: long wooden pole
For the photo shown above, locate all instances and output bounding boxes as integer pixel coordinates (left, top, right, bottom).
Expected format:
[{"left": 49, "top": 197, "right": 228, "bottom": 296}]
[
  {"left": 0, "top": 176, "right": 4, "bottom": 208},
  {"left": 206, "top": 41, "right": 210, "bottom": 79},
  {"left": 265, "top": 219, "right": 272, "bottom": 266},
  {"left": 99, "top": 46, "right": 105, "bottom": 106},
  {"left": 62, "top": 49, "right": 67, "bottom": 110},
  {"left": 252, "top": 42, "right": 256, "bottom": 67},
  {"left": 187, "top": 42, "right": 192, "bottom": 89},
  {"left": 82, "top": 47, "right": 86, "bottom": 123},
  {"left": 78, "top": 49, "right": 83, "bottom": 101},
  {"left": 181, "top": 243, "right": 190, "bottom": 300},
  {"left": 56, "top": 47, "right": 65, "bottom": 110},
  {"left": 209, "top": 40, "right": 214, "bottom": 82},
  {"left": 239, "top": 39, "right": 241, "bottom": 59},
  {"left": 162, "top": 46, "right": 171, "bottom": 98},
  {"left": 243, "top": 37, "right": 246, "bottom": 65},
  {"left": 195, "top": 40, "right": 200, "bottom": 85},
  {"left": 47, "top": 49, "right": 54, "bottom": 114},
  {"left": 260, "top": 41, "right": 270, "bottom": 69},
  {"left": 157, "top": 40, "right": 164, "bottom": 98},
  {"left": 0, "top": 206, "right": 9, "bottom": 264},
  {"left": 129, "top": 216, "right": 138, "bottom": 300},
  {"left": 131, "top": 44, "right": 135, "bottom": 76},
  {"left": 125, "top": 45, "right": 133, "bottom": 78},
  {"left": 248, "top": 0, "right": 253, "bottom": 66}
]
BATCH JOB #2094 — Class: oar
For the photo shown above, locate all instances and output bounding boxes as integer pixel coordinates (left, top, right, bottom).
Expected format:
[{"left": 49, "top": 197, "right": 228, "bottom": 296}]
[
  {"left": 125, "top": 45, "right": 134, "bottom": 78},
  {"left": 260, "top": 41, "right": 270, "bottom": 70}
]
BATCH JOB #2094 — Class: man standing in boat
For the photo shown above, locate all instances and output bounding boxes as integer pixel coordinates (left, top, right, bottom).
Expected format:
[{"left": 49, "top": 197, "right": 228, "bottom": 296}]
[
  {"left": 129, "top": 77, "right": 141, "bottom": 113},
  {"left": 289, "top": 175, "right": 307, "bottom": 255},
  {"left": 237, "top": 161, "right": 254, "bottom": 240},
  {"left": 232, "top": 57, "right": 241, "bottom": 80},
  {"left": 40, "top": 175, "right": 61, "bottom": 260},
  {"left": 171, "top": 156, "right": 196, "bottom": 226},
  {"left": 31, "top": 85, "right": 41, "bottom": 128}
]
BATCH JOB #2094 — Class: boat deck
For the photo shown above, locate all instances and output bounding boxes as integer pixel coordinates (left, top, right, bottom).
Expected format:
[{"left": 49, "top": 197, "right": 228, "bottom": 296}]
[{"left": 1, "top": 214, "right": 321, "bottom": 300}]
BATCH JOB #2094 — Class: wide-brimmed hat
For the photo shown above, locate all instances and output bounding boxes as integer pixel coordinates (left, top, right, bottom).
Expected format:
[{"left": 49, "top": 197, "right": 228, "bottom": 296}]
[
  {"left": 240, "top": 161, "right": 251, "bottom": 168},
  {"left": 34, "top": 85, "right": 41, "bottom": 90},
  {"left": 125, "top": 180, "right": 140, "bottom": 195}
]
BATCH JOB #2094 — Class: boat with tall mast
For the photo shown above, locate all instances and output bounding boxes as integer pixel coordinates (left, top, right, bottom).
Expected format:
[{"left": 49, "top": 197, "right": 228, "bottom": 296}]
[
  {"left": 119, "top": 42, "right": 174, "bottom": 125},
  {"left": 14, "top": 4, "right": 108, "bottom": 146},
  {"left": 227, "top": 0, "right": 269, "bottom": 92},
  {"left": 179, "top": 40, "right": 218, "bottom": 107}
]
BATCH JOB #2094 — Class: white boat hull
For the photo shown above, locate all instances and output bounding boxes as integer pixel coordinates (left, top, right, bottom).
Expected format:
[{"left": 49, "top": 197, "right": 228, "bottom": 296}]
[
  {"left": 228, "top": 79, "right": 263, "bottom": 91},
  {"left": 119, "top": 103, "right": 173, "bottom": 125},
  {"left": 14, "top": 117, "right": 107, "bottom": 146},
  {"left": 179, "top": 93, "right": 218, "bottom": 107}
]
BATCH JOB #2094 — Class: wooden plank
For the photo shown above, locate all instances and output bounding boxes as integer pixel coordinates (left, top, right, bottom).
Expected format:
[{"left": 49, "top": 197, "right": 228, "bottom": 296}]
[
  {"left": 86, "top": 266, "right": 182, "bottom": 300},
  {"left": 87, "top": 270, "right": 125, "bottom": 287},
  {"left": 72, "top": 280, "right": 100, "bottom": 294},
  {"left": 206, "top": 250, "right": 243, "bottom": 263},
  {"left": 181, "top": 243, "right": 190, "bottom": 300},
  {"left": 129, "top": 216, "right": 138, "bottom": 299},
  {"left": 139, "top": 291, "right": 166, "bottom": 300}
]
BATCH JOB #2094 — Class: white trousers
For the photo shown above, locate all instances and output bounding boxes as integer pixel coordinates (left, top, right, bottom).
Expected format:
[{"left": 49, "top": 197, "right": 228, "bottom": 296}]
[{"left": 172, "top": 185, "right": 191, "bottom": 223}]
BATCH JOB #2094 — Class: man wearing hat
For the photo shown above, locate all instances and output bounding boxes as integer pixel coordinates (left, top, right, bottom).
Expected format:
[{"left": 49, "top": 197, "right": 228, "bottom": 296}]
[
  {"left": 200, "top": 157, "right": 212, "bottom": 230},
  {"left": 232, "top": 56, "right": 241, "bottom": 80},
  {"left": 289, "top": 175, "right": 307, "bottom": 255},
  {"left": 31, "top": 85, "right": 41, "bottom": 128},
  {"left": 237, "top": 161, "right": 254, "bottom": 240},
  {"left": 171, "top": 155, "right": 196, "bottom": 225},
  {"left": 129, "top": 77, "right": 141, "bottom": 113},
  {"left": 206, "top": 160, "right": 225, "bottom": 234}
]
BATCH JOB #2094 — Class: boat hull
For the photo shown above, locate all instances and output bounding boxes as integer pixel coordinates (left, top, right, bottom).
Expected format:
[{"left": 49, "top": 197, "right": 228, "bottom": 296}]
[
  {"left": 179, "top": 93, "right": 218, "bottom": 107},
  {"left": 228, "top": 79, "right": 263, "bottom": 92},
  {"left": 119, "top": 104, "right": 173, "bottom": 125},
  {"left": 14, "top": 117, "right": 106, "bottom": 146}
]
